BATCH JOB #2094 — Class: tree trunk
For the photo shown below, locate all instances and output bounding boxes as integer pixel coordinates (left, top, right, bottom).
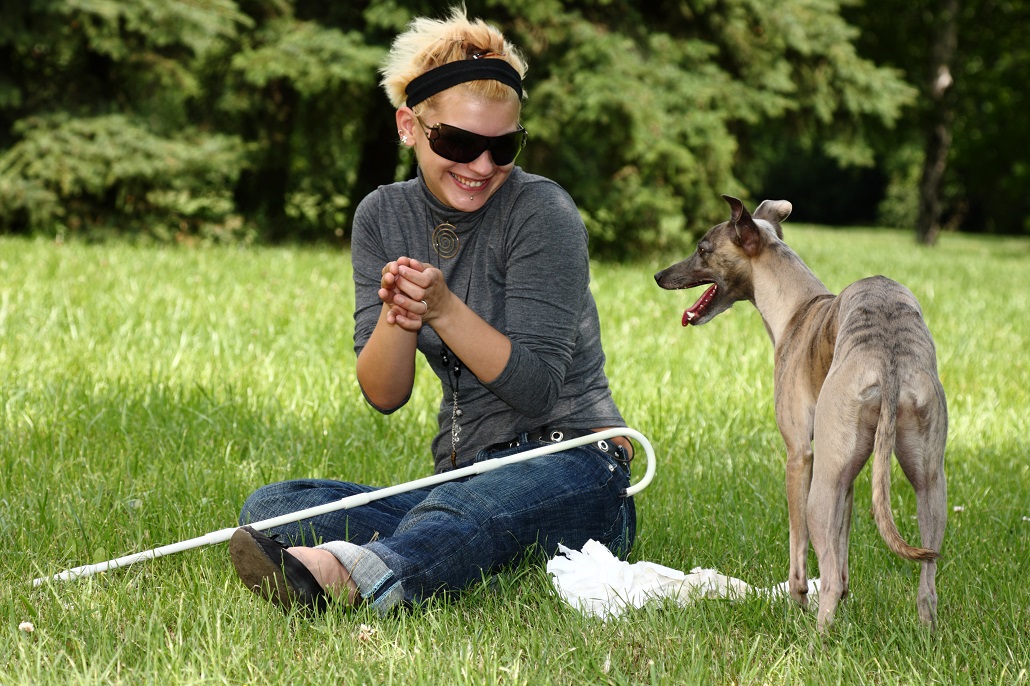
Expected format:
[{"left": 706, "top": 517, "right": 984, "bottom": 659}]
[
  {"left": 342, "top": 97, "right": 402, "bottom": 240},
  {"left": 234, "top": 79, "right": 297, "bottom": 242},
  {"left": 916, "top": 0, "right": 959, "bottom": 245}
]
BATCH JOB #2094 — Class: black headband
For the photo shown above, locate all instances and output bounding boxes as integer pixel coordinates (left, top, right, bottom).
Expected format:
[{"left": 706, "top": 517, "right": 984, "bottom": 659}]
[{"left": 405, "top": 59, "right": 523, "bottom": 108}]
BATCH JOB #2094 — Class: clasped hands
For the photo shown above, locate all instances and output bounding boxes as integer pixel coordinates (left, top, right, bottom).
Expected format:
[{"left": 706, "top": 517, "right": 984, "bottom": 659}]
[{"left": 379, "top": 256, "right": 449, "bottom": 331}]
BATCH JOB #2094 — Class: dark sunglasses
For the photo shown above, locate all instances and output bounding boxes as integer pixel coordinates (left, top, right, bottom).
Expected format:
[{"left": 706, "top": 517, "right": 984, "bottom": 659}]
[{"left": 416, "top": 115, "right": 527, "bottom": 166}]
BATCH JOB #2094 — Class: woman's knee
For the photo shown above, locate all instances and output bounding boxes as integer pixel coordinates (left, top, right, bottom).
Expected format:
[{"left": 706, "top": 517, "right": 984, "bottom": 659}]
[
  {"left": 238, "top": 482, "right": 285, "bottom": 525},
  {"left": 238, "top": 479, "right": 347, "bottom": 525}
]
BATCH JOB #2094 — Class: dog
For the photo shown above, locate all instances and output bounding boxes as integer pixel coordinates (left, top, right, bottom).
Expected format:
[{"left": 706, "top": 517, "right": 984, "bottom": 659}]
[{"left": 655, "top": 195, "right": 948, "bottom": 631}]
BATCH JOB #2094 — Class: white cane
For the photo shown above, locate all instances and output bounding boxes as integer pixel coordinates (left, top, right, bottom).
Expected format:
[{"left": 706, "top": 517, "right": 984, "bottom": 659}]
[{"left": 32, "top": 427, "right": 656, "bottom": 586}]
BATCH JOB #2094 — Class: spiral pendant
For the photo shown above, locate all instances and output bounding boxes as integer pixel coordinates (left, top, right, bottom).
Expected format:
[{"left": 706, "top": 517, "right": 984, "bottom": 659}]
[{"left": 432, "top": 222, "right": 460, "bottom": 259}]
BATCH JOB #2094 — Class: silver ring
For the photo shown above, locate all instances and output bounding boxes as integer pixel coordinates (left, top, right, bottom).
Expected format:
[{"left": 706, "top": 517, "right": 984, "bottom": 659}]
[{"left": 420, "top": 300, "right": 429, "bottom": 315}]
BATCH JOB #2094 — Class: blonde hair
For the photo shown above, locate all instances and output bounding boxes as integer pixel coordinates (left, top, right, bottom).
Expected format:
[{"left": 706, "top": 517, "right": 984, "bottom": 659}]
[{"left": 380, "top": 5, "right": 528, "bottom": 112}]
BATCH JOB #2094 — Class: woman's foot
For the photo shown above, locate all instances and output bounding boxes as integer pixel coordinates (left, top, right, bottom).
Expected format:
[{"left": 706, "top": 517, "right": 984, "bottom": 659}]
[
  {"left": 286, "top": 546, "right": 360, "bottom": 604},
  {"left": 229, "top": 526, "right": 358, "bottom": 612}
]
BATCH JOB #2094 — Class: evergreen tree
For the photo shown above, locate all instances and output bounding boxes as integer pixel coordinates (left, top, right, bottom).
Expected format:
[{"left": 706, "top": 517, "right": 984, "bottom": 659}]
[
  {"left": 0, "top": 0, "right": 252, "bottom": 239},
  {"left": 843, "top": 0, "right": 1030, "bottom": 237},
  {"left": 0, "top": 0, "right": 922, "bottom": 250},
  {"left": 476, "top": 0, "right": 915, "bottom": 254}
]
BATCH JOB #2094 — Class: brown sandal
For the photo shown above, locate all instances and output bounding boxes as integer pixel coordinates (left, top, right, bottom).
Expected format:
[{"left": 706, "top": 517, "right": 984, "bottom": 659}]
[{"left": 229, "top": 526, "right": 329, "bottom": 613}]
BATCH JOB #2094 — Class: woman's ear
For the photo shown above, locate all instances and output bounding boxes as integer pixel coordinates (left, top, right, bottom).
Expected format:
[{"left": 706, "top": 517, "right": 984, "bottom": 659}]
[{"left": 396, "top": 108, "right": 417, "bottom": 147}]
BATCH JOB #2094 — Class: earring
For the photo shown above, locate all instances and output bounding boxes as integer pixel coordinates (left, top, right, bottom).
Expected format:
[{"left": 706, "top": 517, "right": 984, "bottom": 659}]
[{"left": 398, "top": 130, "right": 408, "bottom": 144}]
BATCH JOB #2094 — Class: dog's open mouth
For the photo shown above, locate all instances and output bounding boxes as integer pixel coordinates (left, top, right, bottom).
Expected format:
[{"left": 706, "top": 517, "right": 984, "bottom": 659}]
[{"left": 682, "top": 283, "right": 717, "bottom": 326}]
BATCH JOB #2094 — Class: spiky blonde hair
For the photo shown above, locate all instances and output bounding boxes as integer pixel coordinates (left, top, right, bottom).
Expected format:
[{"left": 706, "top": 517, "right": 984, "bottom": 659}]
[{"left": 380, "top": 5, "right": 528, "bottom": 112}]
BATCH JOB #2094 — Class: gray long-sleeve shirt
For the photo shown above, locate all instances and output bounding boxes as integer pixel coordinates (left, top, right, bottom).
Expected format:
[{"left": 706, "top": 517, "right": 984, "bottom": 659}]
[{"left": 351, "top": 167, "right": 624, "bottom": 473}]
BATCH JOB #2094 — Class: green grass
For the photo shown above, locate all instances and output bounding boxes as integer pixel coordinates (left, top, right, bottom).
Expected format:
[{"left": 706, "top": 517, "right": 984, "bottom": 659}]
[{"left": 2, "top": 226, "right": 1028, "bottom": 684}]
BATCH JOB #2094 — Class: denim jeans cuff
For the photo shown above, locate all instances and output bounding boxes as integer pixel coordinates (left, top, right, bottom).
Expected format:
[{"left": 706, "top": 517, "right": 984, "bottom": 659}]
[{"left": 316, "top": 540, "right": 404, "bottom": 613}]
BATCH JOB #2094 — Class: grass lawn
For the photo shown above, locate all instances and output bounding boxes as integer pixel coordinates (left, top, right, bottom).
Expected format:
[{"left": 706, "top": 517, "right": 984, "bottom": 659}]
[{"left": 1, "top": 225, "right": 1028, "bottom": 684}]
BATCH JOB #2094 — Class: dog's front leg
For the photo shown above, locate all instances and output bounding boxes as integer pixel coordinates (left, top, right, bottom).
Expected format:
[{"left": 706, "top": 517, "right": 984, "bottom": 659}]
[
  {"left": 783, "top": 438, "right": 815, "bottom": 609},
  {"left": 777, "top": 383, "right": 817, "bottom": 610}
]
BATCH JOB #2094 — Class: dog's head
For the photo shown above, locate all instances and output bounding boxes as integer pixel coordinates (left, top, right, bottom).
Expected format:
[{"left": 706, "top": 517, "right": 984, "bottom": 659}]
[{"left": 654, "top": 195, "right": 792, "bottom": 326}]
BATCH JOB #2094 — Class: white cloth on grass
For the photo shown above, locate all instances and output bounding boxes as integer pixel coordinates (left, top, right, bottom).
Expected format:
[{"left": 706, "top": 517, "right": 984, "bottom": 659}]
[{"left": 546, "top": 539, "right": 820, "bottom": 619}]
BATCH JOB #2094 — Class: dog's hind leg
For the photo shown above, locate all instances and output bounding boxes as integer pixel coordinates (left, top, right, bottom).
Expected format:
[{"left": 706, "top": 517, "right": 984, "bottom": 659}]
[
  {"left": 840, "top": 481, "right": 855, "bottom": 600},
  {"left": 896, "top": 381, "right": 948, "bottom": 629}
]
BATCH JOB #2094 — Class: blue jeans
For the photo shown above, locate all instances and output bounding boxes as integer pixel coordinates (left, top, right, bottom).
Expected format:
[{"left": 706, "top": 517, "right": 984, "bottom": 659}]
[{"left": 238, "top": 439, "right": 635, "bottom": 611}]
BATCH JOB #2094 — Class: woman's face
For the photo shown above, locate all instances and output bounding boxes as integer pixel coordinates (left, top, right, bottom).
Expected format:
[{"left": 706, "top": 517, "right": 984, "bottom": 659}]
[{"left": 399, "top": 90, "right": 522, "bottom": 212}]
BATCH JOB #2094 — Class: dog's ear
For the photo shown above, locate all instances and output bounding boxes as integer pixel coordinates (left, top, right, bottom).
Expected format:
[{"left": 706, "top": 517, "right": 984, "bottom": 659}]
[
  {"left": 722, "top": 195, "right": 745, "bottom": 224},
  {"left": 722, "top": 194, "right": 763, "bottom": 257},
  {"left": 753, "top": 200, "right": 792, "bottom": 239}
]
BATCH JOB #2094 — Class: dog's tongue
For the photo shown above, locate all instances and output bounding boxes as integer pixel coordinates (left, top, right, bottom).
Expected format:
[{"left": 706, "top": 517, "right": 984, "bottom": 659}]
[
  {"left": 681, "top": 307, "right": 699, "bottom": 327},
  {"left": 681, "top": 284, "right": 717, "bottom": 326}
]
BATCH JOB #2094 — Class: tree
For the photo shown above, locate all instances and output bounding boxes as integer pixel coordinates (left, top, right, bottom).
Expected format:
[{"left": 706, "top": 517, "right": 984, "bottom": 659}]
[
  {"left": 848, "top": 0, "right": 1030, "bottom": 237},
  {"left": 213, "top": 8, "right": 387, "bottom": 241},
  {"left": 0, "top": 0, "right": 253, "bottom": 239},
  {"left": 473, "top": 0, "right": 917, "bottom": 256},
  {"left": 1, "top": 0, "right": 921, "bottom": 251},
  {"left": 914, "top": 0, "right": 958, "bottom": 246}
]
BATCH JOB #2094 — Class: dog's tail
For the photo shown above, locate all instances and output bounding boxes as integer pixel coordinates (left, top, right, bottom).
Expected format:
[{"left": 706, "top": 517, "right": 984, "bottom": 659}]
[{"left": 871, "top": 363, "right": 939, "bottom": 561}]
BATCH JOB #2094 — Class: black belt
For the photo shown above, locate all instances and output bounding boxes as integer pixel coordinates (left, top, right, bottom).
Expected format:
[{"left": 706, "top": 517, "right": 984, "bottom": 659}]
[{"left": 491, "top": 428, "right": 630, "bottom": 463}]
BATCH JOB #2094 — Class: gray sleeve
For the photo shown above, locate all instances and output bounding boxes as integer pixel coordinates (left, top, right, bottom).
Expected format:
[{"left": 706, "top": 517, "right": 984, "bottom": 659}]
[
  {"left": 351, "top": 191, "right": 388, "bottom": 357},
  {"left": 350, "top": 190, "right": 411, "bottom": 414},
  {"left": 481, "top": 186, "right": 590, "bottom": 418}
]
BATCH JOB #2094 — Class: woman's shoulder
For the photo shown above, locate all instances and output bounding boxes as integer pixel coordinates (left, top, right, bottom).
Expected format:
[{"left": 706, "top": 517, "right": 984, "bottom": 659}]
[
  {"left": 508, "top": 168, "right": 572, "bottom": 200},
  {"left": 353, "top": 177, "right": 423, "bottom": 231},
  {"left": 497, "top": 169, "right": 587, "bottom": 251},
  {"left": 504, "top": 168, "right": 579, "bottom": 218},
  {"left": 358, "top": 176, "right": 421, "bottom": 208}
]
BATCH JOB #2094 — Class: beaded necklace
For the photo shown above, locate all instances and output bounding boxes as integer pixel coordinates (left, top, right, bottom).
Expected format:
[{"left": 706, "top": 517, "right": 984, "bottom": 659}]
[{"left": 427, "top": 205, "right": 476, "bottom": 468}]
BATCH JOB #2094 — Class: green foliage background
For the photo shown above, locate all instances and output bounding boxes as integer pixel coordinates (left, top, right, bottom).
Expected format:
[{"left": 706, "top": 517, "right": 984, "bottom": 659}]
[{"left": 1, "top": 0, "right": 1028, "bottom": 251}]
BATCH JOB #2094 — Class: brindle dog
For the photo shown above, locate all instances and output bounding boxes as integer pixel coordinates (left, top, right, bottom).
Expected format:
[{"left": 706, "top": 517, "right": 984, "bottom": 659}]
[{"left": 655, "top": 195, "right": 948, "bottom": 631}]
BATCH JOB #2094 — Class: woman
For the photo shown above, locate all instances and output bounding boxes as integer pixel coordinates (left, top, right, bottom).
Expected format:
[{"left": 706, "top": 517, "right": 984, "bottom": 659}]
[{"left": 229, "top": 7, "right": 636, "bottom": 614}]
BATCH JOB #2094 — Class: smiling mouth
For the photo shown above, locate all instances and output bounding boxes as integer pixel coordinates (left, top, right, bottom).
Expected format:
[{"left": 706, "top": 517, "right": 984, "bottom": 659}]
[
  {"left": 682, "top": 283, "right": 717, "bottom": 326},
  {"left": 451, "top": 173, "right": 487, "bottom": 190}
]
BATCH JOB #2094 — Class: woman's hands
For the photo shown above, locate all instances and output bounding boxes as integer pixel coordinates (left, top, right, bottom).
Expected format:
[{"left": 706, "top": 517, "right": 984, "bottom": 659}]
[
  {"left": 379, "top": 256, "right": 450, "bottom": 331},
  {"left": 357, "top": 256, "right": 436, "bottom": 410},
  {"left": 374, "top": 254, "right": 511, "bottom": 388}
]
